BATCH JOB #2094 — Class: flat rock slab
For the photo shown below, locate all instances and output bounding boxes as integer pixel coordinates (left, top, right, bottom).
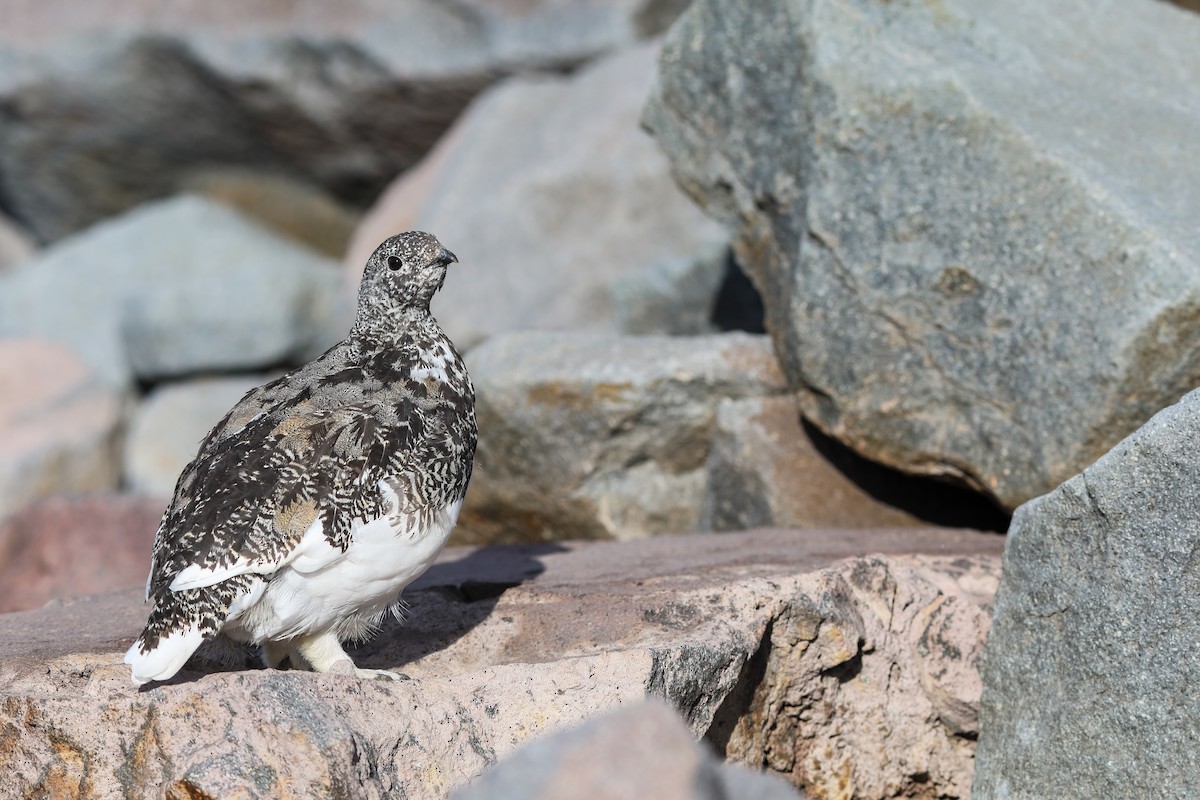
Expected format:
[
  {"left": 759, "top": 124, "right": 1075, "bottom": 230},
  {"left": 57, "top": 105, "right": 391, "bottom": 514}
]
[{"left": 0, "top": 528, "right": 1003, "bottom": 799}]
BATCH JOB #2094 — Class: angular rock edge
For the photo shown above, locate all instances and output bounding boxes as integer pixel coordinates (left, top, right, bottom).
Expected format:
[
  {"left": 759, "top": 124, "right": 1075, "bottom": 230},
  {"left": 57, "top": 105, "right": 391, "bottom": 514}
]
[{"left": 976, "top": 388, "right": 1200, "bottom": 797}]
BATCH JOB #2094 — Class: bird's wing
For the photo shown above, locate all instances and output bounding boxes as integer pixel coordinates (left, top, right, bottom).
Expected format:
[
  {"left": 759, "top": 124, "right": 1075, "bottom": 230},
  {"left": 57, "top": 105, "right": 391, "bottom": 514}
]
[{"left": 147, "top": 397, "right": 427, "bottom": 599}]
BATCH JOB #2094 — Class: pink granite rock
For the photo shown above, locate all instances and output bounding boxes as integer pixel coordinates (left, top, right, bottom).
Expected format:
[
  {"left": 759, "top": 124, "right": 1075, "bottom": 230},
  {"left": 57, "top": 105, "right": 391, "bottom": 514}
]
[
  {"left": 0, "top": 494, "right": 162, "bottom": 613},
  {"left": 0, "top": 338, "right": 123, "bottom": 519},
  {"left": 0, "top": 527, "right": 1002, "bottom": 798}
]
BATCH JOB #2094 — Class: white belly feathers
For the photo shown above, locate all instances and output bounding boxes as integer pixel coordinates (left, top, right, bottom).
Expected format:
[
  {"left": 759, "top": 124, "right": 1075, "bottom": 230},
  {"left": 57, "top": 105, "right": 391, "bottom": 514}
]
[{"left": 226, "top": 479, "right": 462, "bottom": 642}]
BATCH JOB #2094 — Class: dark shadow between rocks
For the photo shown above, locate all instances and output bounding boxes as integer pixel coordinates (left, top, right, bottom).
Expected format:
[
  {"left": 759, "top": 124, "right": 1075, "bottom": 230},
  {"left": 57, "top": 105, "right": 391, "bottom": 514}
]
[
  {"left": 347, "top": 541, "right": 568, "bottom": 671},
  {"left": 710, "top": 250, "right": 766, "bottom": 334},
  {"left": 802, "top": 419, "right": 1011, "bottom": 532}
]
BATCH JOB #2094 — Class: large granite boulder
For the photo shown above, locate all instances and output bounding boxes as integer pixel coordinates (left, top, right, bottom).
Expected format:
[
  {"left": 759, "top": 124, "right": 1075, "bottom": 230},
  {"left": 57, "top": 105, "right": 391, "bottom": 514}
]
[
  {"left": 459, "top": 331, "right": 788, "bottom": 542},
  {"left": 347, "top": 42, "right": 728, "bottom": 351},
  {"left": 0, "top": 339, "right": 122, "bottom": 519},
  {"left": 0, "top": 1, "right": 690, "bottom": 243},
  {"left": 975, "top": 389, "right": 1200, "bottom": 797},
  {"left": 643, "top": 0, "right": 1200, "bottom": 510},
  {"left": 0, "top": 528, "right": 1003, "bottom": 799},
  {"left": 0, "top": 196, "right": 341, "bottom": 387}
]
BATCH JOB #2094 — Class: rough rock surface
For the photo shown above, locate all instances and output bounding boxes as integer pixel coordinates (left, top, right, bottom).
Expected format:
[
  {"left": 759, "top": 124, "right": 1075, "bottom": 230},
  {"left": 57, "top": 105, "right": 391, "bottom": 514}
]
[
  {"left": 975, "top": 388, "right": 1200, "bottom": 797},
  {"left": 453, "top": 700, "right": 803, "bottom": 800},
  {"left": 123, "top": 374, "right": 271, "bottom": 498},
  {"left": 702, "top": 397, "right": 926, "bottom": 531},
  {"left": 459, "top": 331, "right": 788, "bottom": 542},
  {"left": 0, "top": 495, "right": 163, "bottom": 614},
  {"left": 348, "top": 42, "right": 727, "bottom": 351},
  {"left": 0, "top": 196, "right": 341, "bottom": 387},
  {"left": 0, "top": 339, "right": 122, "bottom": 519},
  {"left": 644, "top": 0, "right": 1200, "bottom": 510},
  {"left": 0, "top": 527, "right": 1003, "bottom": 799},
  {"left": 0, "top": 1, "right": 690, "bottom": 242}
]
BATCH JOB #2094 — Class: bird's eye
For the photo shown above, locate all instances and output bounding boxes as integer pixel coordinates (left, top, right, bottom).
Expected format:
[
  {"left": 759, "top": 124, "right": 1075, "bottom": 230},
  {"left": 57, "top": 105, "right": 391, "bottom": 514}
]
[{"left": 387, "top": 256, "right": 402, "bottom": 271}]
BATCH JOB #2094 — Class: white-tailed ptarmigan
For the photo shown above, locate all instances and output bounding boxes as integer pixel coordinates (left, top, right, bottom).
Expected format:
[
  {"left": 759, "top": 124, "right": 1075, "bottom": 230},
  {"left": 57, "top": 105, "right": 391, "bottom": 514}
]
[{"left": 125, "top": 231, "right": 476, "bottom": 685}]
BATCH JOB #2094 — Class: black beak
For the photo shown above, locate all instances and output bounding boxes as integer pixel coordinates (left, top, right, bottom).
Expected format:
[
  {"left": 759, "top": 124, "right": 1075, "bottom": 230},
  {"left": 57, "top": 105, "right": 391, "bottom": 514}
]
[{"left": 436, "top": 249, "right": 458, "bottom": 268}]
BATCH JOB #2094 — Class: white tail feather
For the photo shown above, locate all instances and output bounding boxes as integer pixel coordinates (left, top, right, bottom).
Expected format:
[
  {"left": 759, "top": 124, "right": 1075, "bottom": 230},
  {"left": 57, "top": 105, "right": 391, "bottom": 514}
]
[{"left": 124, "top": 626, "right": 205, "bottom": 686}]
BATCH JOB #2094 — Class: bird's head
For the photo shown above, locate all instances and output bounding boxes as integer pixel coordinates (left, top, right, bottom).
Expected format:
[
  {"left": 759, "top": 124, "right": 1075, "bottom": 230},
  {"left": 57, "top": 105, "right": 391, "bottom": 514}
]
[{"left": 354, "top": 231, "right": 458, "bottom": 328}]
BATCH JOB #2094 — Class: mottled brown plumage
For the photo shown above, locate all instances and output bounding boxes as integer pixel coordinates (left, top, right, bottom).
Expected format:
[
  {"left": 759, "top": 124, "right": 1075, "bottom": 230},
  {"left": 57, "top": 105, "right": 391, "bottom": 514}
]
[{"left": 126, "top": 231, "right": 476, "bottom": 685}]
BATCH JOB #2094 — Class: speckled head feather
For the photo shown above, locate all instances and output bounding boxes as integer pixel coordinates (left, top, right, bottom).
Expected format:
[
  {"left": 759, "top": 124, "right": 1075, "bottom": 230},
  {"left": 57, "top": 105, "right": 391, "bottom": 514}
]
[
  {"left": 353, "top": 231, "right": 458, "bottom": 337},
  {"left": 126, "top": 230, "right": 477, "bottom": 685}
]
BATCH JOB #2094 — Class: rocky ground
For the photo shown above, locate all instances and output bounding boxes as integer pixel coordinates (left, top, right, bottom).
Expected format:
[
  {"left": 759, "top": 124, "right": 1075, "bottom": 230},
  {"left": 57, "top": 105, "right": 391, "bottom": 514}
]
[
  {"left": 1, "top": 528, "right": 1002, "bottom": 798},
  {"left": 0, "top": 0, "right": 1196, "bottom": 797}
]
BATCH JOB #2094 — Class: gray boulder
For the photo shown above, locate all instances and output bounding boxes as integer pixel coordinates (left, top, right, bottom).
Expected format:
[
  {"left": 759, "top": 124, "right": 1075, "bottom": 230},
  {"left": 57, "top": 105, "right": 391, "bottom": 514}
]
[
  {"left": 975, "top": 388, "right": 1200, "bottom": 797},
  {"left": 460, "top": 331, "right": 788, "bottom": 542},
  {"left": 644, "top": 0, "right": 1200, "bottom": 510},
  {"left": 349, "top": 42, "right": 728, "bottom": 351},
  {"left": 0, "top": 196, "right": 341, "bottom": 387},
  {"left": 453, "top": 700, "right": 803, "bottom": 800},
  {"left": 0, "top": 1, "right": 691, "bottom": 243}
]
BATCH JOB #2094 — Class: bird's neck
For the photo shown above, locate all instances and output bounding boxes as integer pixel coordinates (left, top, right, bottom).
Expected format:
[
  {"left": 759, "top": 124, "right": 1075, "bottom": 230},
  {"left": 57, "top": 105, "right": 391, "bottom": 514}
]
[{"left": 349, "top": 301, "right": 436, "bottom": 345}]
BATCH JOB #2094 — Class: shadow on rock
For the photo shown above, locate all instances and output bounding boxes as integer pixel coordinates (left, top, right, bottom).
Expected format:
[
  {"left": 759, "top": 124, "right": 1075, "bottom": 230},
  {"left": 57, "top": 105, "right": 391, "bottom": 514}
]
[
  {"left": 164, "top": 541, "right": 567, "bottom": 683},
  {"left": 348, "top": 541, "right": 568, "bottom": 671},
  {"left": 802, "top": 419, "right": 1012, "bottom": 532}
]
